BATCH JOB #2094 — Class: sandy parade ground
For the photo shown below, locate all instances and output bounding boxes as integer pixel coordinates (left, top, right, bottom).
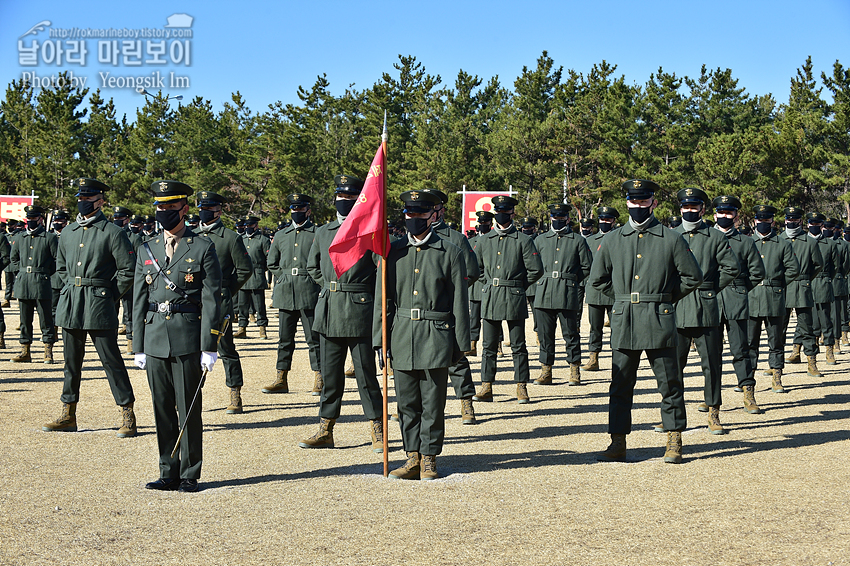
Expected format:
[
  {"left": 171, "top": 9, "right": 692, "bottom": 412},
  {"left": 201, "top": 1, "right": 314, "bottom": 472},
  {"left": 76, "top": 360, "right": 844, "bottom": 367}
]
[{"left": 0, "top": 291, "right": 848, "bottom": 566}]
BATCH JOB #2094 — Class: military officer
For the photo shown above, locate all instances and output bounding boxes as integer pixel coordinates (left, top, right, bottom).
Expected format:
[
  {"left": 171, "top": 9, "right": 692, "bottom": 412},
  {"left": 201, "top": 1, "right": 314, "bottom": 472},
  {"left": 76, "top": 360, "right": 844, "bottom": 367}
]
[
  {"left": 668, "top": 215, "right": 682, "bottom": 229},
  {"left": 42, "top": 178, "right": 137, "bottom": 437},
  {"left": 589, "top": 179, "right": 703, "bottom": 464},
  {"left": 0, "top": 227, "right": 10, "bottom": 348},
  {"left": 193, "top": 191, "right": 253, "bottom": 413},
  {"left": 828, "top": 218, "right": 850, "bottom": 347},
  {"left": 113, "top": 206, "right": 135, "bottom": 349},
  {"left": 2, "top": 219, "right": 20, "bottom": 307},
  {"left": 10, "top": 206, "right": 58, "bottom": 364},
  {"left": 134, "top": 180, "right": 222, "bottom": 493},
  {"left": 185, "top": 214, "right": 200, "bottom": 230},
  {"left": 749, "top": 205, "right": 800, "bottom": 394},
  {"left": 235, "top": 218, "right": 246, "bottom": 236},
  {"left": 128, "top": 214, "right": 144, "bottom": 238},
  {"left": 582, "top": 206, "right": 619, "bottom": 371},
  {"left": 803, "top": 213, "right": 838, "bottom": 365},
  {"left": 472, "top": 195, "right": 544, "bottom": 404},
  {"left": 142, "top": 215, "right": 158, "bottom": 239},
  {"left": 49, "top": 210, "right": 69, "bottom": 327},
  {"left": 781, "top": 207, "right": 824, "bottom": 378},
  {"left": 377, "top": 190, "right": 470, "bottom": 480},
  {"left": 712, "top": 196, "right": 765, "bottom": 413},
  {"left": 519, "top": 216, "right": 540, "bottom": 341},
  {"left": 466, "top": 210, "right": 493, "bottom": 357},
  {"left": 579, "top": 217, "right": 595, "bottom": 238},
  {"left": 532, "top": 203, "right": 592, "bottom": 386},
  {"left": 263, "top": 193, "right": 323, "bottom": 396},
  {"left": 234, "top": 215, "right": 270, "bottom": 339},
  {"left": 299, "top": 174, "right": 384, "bottom": 452}
]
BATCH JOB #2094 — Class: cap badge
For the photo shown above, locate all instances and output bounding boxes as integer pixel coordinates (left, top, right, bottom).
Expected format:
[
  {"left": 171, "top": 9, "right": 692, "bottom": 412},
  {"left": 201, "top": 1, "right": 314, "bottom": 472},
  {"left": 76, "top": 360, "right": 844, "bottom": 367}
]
[
  {"left": 79, "top": 178, "right": 85, "bottom": 187},
  {"left": 339, "top": 175, "right": 348, "bottom": 185},
  {"left": 686, "top": 188, "right": 694, "bottom": 196},
  {"left": 410, "top": 191, "right": 419, "bottom": 201},
  {"left": 159, "top": 182, "right": 168, "bottom": 192},
  {"left": 632, "top": 180, "right": 642, "bottom": 189}
]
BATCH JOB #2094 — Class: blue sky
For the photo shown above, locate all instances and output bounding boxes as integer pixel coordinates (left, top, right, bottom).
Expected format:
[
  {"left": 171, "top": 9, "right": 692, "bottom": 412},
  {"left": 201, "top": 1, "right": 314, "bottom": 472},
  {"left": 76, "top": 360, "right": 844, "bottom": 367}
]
[{"left": 1, "top": 0, "right": 848, "bottom": 121}]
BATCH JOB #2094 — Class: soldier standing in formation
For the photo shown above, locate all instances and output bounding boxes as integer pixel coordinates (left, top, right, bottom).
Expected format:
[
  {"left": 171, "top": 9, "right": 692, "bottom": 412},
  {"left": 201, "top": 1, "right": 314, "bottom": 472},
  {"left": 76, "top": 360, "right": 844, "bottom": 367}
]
[
  {"left": 10, "top": 206, "right": 58, "bottom": 364},
  {"left": 113, "top": 206, "right": 135, "bottom": 353},
  {"left": 234, "top": 215, "right": 270, "bottom": 339},
  {"left": 378, "top": 190, "right": 470, "bottom": 480},
  {"left": 134, "top": 180, "right": 222, "bottom": 493},
  {"left": 0, "top": 226, "right": 10, "bottom": 349},
  {"left": 263, "top": 193, "right": 323, "bottom": 396},
  {"left": 142, "top": 215, "right": 158, "bottom": 239},
  {"left": 589, "top": 179, "right": 703, "bottom": 464},
  {"left": 581, "top": 206, "right": 619, "bottom": 372},
  {"left": 194, "top": 191, "right": 253, "bottom": 414},
  {"left": 49, "top": 210, "right": 70, "bottom": 328},
  {"left": 466, "top": 210, "right": 493, "bottom": 357},
  {"left": 520, "top": 216, "right": 540, "bottom": 343},
  {"left": 2, "top": 219, "right": 20, "bottom": 308},
  {"left": 826, "top": 218, "right": 850, "bottom": 347},
  {"left": 804, "top": 212, "right": 838, "bottom": 366},
  {"left": 43, "top": 178, "right": 137, "bottom": 437}
]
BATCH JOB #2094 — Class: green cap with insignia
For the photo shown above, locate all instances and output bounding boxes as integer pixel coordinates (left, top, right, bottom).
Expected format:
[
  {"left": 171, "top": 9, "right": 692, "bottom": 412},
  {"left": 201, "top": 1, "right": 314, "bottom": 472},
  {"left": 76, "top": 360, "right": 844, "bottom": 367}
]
[
  {"left": 677, "top": 187, "right": 709, "bottom": 207},
  {"left": 287, "top": 193, "right": 313, "bottom": 207},
  {"left": 805, "top": 211, "right": 826, "bottom": 223},
  {"left": 548, "top": 203, "right": 570, "bottom": 216},
  {"left": 520, "top": 216, "right": 538, "bottom": 227},
  {"left": 622, "top": 179, "right": 659, "bottom": 200},
  {"left": 476, "top": 210, "right": 494, "bottom": 222},
  {"left": 753, "top": 205, "right": 777, "bottom": 219},
  {"left": 75, "top": 177, "right": 109, "bottom": 197},
  {"left": 783, "top": 206, "right": 804, "bottom": 219},
  {"left": 824, "top": 217, "right": 838, "bottom": 228},
  {"left": 580, "top": 217, "right": 596, "bottom": 227},
  {"left": 242, "top": 215, "right": 260, "bottom": 224},
  {"left": 491, "top": 195, "right": 518, "bottom": 209},
  {"left": 185, "top": 214, "right": 200, "bottom": 223},
  {"left": 24, "top": 205, "right": 46, "bottom": 217},
  {"left": 422, "top": 188, "right": 448, "bottom": 204},
  {"left": 196, "top": 191, "right": 226, "bottom": 207},
  {"left": 400, "top": 190, "right": 440, "bottom": 214},
  {"left": 668, "top": 215, "right": 682, "bottom": 227},
  {"left": 143, "top": 214, "right": 156, "bottom": 224},
  {"left": 130, "top": 214, "right": 144, "bottom": 224},
  {"left": 596, "top": 206, "right": 619, "bottom": 219},
  {"left": 52, "top": 209, "right": 69, "bottom": 221},
  {"left": 711, "top": 195, "right": 741, "bottom": 211},
  {"left": 334, "top": 174, "right": 364, "bottom": 195},
  {"left": 112, "top": 206, "right": 131, "bottom": 217},
  {"left": 150, "top": 180, "right": 193, "bottom": 204}
]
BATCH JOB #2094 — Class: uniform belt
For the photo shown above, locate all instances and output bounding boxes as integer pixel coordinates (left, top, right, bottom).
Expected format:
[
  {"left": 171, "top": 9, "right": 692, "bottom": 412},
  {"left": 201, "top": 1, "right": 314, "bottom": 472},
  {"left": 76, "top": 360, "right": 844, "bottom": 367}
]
[
  {"left": 733, "top": 278, "right": 749, "bottom": 286},
  {"left": 396, "top": 309, "right": 452, "bottom": 321},
  {"left": 148, "top": 302, "right": 201, "bottom": 314},
  {"left": 491, "top": 278, "right": 522, "bottom": 287},
  {"left": 615, "top": 293, "right": 673, "bottom": 304},
  {"left": 698, "top": 282, "right": 717, "bottom": 291},
  {"left": 796, "top": 276, "right": 810, "bottom": 281},
  {"left": 816, "top": 273, "right": 832, "bottom": 279},
  {"left": 73, "top": 277, "right": 112, "bottom": 287},
  {"left": 290, "top": 268, "right": 310, "bottom": 276},
  {"left": 547, "top": 271, "right": 576, "bottom": 280},
  {"left": 24, "top": 266, "right": 49, "bottom": 274},
  {"left": 759, "top": 279, "right": 785, "bottom": 287},
  {"left": 326, "top": 282, "right": 369, "bottom": 293}
]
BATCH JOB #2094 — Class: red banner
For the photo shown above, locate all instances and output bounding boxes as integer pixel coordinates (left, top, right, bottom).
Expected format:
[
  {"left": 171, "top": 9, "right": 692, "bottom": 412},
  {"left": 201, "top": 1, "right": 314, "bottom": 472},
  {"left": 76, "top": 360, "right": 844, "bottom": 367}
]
[
  {"left": 0, "top": 195, "right": 36, "bottom": 222},
  {"left": 461, "top": 191, "right": 513, "bottom": 233}
]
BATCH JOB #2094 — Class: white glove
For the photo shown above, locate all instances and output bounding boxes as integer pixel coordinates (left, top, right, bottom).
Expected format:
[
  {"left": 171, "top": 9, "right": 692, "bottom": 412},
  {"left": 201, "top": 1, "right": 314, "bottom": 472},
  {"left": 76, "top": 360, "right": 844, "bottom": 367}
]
[
  {"left": 134, "top": 353, "right": 147, "bottom": 370},
  {"left": 201, "top": 351, "right": 218, "bottom": 372}
]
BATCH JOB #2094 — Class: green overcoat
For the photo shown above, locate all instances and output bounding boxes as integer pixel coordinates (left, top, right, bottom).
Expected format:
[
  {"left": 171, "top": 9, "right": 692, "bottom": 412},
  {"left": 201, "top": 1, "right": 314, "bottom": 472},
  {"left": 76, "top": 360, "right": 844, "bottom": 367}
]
[
  {"left": 584, "top": 230, "right": 614, "bottom": 306},
  {"left": 533, "top": 228, "right": 592, "bottom": 311},
  {"left": 717, "top": 228, "right": 765, "bottom": 321},
  {"left": 10, "top": 227, "right": 58, "bottom": 300},
  {"left": 833, "top": 238, "right": 850, "bottom": 297},
  {"left": 241, "top": 232, "right": 270, "bottom": 290},
  {"left": 810, "top": 236, "right": 836, "bottom": 303},
  {"left": 477, "top": 226, "right": 544, "bottom": 321},
  {"left": 268, "top": 221, "right": 320, "bottom": 311},
  {"left": 431, "top": 220, "right": 480, "bottom": 288},
  {"left": 468, "top": 234, "right": 484, "bottom": 301},
  {"left": 748, "top": 231, "right": 800, "bottom": 318},
  {"left": 196, "top": 220, "right": 252, "bottom": 322},
  {"left": 781, "top": 231, "right": 823, "bottom": 308}
]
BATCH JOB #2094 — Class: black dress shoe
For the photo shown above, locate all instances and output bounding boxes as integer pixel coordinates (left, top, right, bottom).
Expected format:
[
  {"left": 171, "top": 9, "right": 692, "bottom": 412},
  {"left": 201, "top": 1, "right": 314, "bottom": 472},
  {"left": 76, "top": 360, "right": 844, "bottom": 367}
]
[
  {"left": 178, "top": 479, "right": 199, "bottom": 493},
  {"left": 145, "top": 478, "right": 181, "bottom": 491}
]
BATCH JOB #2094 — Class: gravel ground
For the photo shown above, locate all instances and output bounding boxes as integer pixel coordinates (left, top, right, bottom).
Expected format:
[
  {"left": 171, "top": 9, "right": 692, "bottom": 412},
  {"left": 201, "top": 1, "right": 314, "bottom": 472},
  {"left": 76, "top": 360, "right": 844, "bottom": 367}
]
[{"left": 0, "top": 296, "right": 848, "bottom": 566}]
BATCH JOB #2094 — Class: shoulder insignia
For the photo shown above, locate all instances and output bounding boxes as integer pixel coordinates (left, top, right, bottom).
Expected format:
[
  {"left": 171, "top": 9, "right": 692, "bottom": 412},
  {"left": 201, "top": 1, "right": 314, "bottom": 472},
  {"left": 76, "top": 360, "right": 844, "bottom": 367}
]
[{"left": 186, "top": 238, "right": 192, "bottom": 243}]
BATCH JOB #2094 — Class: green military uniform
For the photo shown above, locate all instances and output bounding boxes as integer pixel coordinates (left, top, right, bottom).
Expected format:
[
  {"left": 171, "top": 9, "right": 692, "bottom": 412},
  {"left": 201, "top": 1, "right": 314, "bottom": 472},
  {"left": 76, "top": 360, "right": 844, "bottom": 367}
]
[
  {"left": 467, "top": 211, "right": 493, "bottom": 351},
  {"left": 830, "top": 220, "right": 850, "bottom": 341},
  {"left": 583, "top": 207, "right": 619, "bottom": 364},
  {"left": 588, "top": 180, "right": 703, "bottom": 461},
  {"left": 520, "top": 216, "right": 540, "bottom": 336},
  {"left": 49, "top": 210, "right": 70, "bottom": 322},
  {"left": 111, "top": 207, "right": 134, "bottom": 346},
  {"left": 237, "top": 216, "right": 270, "bottom": 331},
  {"left": 0, "top": 233, "right": 9, "bottom": 342},
  {"left": 134, "top": 180, "right": 222, "bottom": 488},
  {"left": 3, "top": 221, "right": 20, "bottom": 304},
  {"left": 376, "top": 191, "right": 470, "bottom": 478},
  {"left": 800, "top": 212, "right": 836, "bottom": 351}
]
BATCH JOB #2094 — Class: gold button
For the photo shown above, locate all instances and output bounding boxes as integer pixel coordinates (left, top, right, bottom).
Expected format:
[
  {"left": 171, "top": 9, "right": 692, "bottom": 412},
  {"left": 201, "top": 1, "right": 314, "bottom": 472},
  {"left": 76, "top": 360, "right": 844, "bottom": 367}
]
[
  {"left": 637, "top": 254, "right": 642, "bottom": 258},
  {"left": 414, "top": 269, "right": 419, "bottom": 273},
  {"left": 360, "top": 298, "right": 365, "bottom": 302},
  {"left": 416, "top": 248, "right": 420, "bottom": 252},
  {"left": 635, "top": 275, "right": 640, "bottom": 279},
  {"left": 554, "top": 261, "right": 558, "bottom": 264},
  {"left": 556, "top": 248, "right": 560, "bottom": 251},
  {"left": 166, "top": 315, "right": 171, "bottom": 320},
  {"left": 28, "top": 257, "right": 32, "bottom": 260},
  {"left": 30, "top": 246, "right": 33, "bottom": 249},
  {"left": 79, "top": 243, "right": 84, "bottom": 247},
  {"left": 499, "top": 237, "right": 503, "bottom": 240},
  {"left": 413, "top": 290, "right": 418, "bottom": 295},
  {"left": 762, "top": 254, "right": 765, "bottom": 258},
  {"left": 293, "top": 257, "right": 297, "bottom": 260},
  {"left": 497, "top": 265, "right": 500, "bottom": 269},
  {"left": 664, "top": 309, "right": 669, "bottom": 313},
  {"left": 77, "top": 262, "right": 81, "bottom": 266},
  {"left": 166, "top": 270, "right": 171, "bottom": 275},
  {"left": 294, "top": 243, "right": 298, "bottom": 246},
  {"left": 101, "top": 291, "right": 106, "bottom": 295},
  {"left": 498, "top": 251, "right": 501, "bottom": 255},
  {"left": 84, "top": 227, "right": 88, "bottom": 230},
  {"left": 639, "top": 234, "right": 643, "bottom": 238},
  {"left": 690, "top": 234, "right": 694, "bottom": 238}
]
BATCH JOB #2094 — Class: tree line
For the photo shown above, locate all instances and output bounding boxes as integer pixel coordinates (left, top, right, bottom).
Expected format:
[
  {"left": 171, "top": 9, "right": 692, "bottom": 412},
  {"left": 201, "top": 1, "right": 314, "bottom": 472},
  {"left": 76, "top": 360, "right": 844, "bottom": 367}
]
[{"left": 1, "top": 51, "right": 848, "bottom": 228}]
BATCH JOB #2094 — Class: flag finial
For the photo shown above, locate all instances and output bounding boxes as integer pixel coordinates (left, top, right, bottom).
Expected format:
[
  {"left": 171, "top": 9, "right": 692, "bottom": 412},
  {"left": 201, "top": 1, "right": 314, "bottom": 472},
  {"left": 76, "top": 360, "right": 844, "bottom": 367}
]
[{"left": 382, "top": 110, "right": 388, "bottom": 144}]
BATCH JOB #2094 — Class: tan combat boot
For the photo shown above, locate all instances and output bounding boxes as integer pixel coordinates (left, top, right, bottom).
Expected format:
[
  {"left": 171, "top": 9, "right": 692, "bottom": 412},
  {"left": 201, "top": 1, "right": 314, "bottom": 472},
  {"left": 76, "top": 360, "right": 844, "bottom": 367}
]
[
  {"left": 825, "top": 345, "right": 837, "bottom": 365},
  {"left": 311, "top": 371, "right": 323, "bottom": 396},
  {"left": 0, "top": 332, "right": 6, "bottom": 349},
  {"left": 707, "top": 406, "right": 727, "bottom": 435},
  {"left": 388, "top": 451, "right": 420, "bottom": 480},
  {"left": 420, "top": 455, "right": 438, "bottom": 481},
  {"left": 461, "top": 398, "right": 476, "bottom": 425},
  {"left": 664, "top": 431, "right": 683, "bottom": 464},
  {"left": 516, "top": 382, "right": 530, "bottom": 404},
  {"left": 125, "top": 338, "right": 133, "bottom": 355},
  {"left": 569, "top": 363, "right": 581, "bottom": 386},
  {"left": 465, "top": 340, "right": 477, "bottom": 357},
  {"left": 118, "top": 324, "right": 126, "bottom": 335},
  {"left": 258, "top": 326, "right": 268, "bottom": 340},
  {"left": 226, "top": 387, "right": 243, "bottom": 414},
  {"left": 249, "top": 313, "right": 256, "bottom": 323},
  {"left": 742, "top": 385, "right": 761, "bottom": 414},
  {"left": 298, "top": 418, "right": 335, "bottom": 448},
  {"left": 581, "top": 351, "right": 599, "bottom": 371},
  {"left": 42, "top": 402, "right": 77, "bottom": 432},
  {"left": 233, "top": 327, "right": 247, "bottom": 339},
  {"left": 786, "top": 343, "right": 802, "bottom": 363},
  {"left": 261, "top": 370, "right": 289, "bottom": 393},
  {"left": 696, "top": 402, "right": 709, "bottom": 412},
  {"left": 11, "top": 343, "right": 31, "bottom": 363},
  {"left": 835, "top": 339, "right": 842, "bottom": 353},
  {"left": 117, "top": 403, "right": 137, "bottom": 438},
  {"left": 762, "top": 368, "right": 774, "bottom": 377},
  {"left": 0, "top": 299, "right": 9, "bottom": 308},
  {"left": 771, "top": 368, "right": 786, "bottom": 393},
  {"left": 596, "top": 434, "right": 626, "bottom": 462},
  {"left": 807, "top": 354, "right": 823, "bottom": 377},
  {"left": 369, "top": 419, "right": 384, "bottom": 453},
  {"left": 43, "top": 343, "right": 54, "bottom": 364},
  {"left": 534, "top": 364, "right": 553, "bottom": 385},
  {"left": 472, "top": 382, "right": 493, "bottom": 402},
  {"left": 344, "top": 363, "right": 355, "bottom": 377}
]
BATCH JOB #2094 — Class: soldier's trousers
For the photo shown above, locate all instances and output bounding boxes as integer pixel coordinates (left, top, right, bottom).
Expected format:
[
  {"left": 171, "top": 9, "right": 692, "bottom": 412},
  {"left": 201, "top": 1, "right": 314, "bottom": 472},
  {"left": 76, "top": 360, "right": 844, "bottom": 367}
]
[
  {"left": 748, "top": 316, "right": 785, "bottom": 371},
  {"left": 395, "top": 367, "right": 449, "bottom": 456},
  {"left": 722, "top": 316, "right": 754, "bottom": 388},
  {"left": 535, "top": 308, "right": 580, "bottom": 366},
  {"left": 237, "top": 289, "right": 267, "bottom": 327},
  {"left": 610, "top": 347, "right": 686, "bottom": 435},
  {"left": 146, "top": 352, "right": 203, "bottom": 480},
  {"left": 51, "top": 286, "right": 60, "bottom": 321},
  {"left": 527, "top": 296, "right": 538, "bottom": 333},
  {"left": 834, "top": 295, "right": 848, "bottom": 335},
  {"left": 586, "top": 304, "right": 612, "bottom": 353},
  {"left": 18, "top": 298, "right": 56, "bottom": 344},
  {"left": 784, "top": 307, "right": 817, "bottom": 355},
  {"left": 676, "top": 326, "right": 723, "bottom": 407},
  {"left": 218, "top": 310, "right": 244, "bottom": 388},
  {"left": 806, "top": 302, "right": 834, "bottom": 346},
  {"left": 121, "top": 294, "right": 133, "bottom": 340},
  {"left": 318, "top": 334, "right": 382, "bottom": 421},
  {"left": 276, "top": 308, "right": 321, "bottom": 372},
  {"left": 469, "top": 300, "right": 481, "bottom": 341},
  {"left": 481, "top": 318, "right": 529, "bottom": 383},
  {"left": 4, "top": 271, "right": 15, "bottom": 301},
  {"left": 60, "top": 328, "right": 134, "bottom": 406}
]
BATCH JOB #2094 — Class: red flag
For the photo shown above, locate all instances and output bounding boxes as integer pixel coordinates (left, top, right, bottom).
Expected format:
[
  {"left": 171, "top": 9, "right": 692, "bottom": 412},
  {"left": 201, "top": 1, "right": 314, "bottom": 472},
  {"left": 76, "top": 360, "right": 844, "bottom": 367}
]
[{"left": 328, "top": 143, "right": 389, "bottom": 277}]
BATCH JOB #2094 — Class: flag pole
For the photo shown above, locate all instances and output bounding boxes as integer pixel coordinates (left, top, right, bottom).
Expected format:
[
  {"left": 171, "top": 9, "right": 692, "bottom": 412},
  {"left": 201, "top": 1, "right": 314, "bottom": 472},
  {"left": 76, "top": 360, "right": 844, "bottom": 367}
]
[{"left": 381, "top": 110, "right": 389, "bottom": 477}]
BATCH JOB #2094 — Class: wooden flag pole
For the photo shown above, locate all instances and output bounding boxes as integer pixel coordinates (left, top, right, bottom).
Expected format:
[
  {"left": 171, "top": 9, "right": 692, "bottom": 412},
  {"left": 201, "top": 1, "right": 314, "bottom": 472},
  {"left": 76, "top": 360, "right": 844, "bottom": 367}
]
[{"left": 381, "top": 111, "right": 389, "bottom": 477}]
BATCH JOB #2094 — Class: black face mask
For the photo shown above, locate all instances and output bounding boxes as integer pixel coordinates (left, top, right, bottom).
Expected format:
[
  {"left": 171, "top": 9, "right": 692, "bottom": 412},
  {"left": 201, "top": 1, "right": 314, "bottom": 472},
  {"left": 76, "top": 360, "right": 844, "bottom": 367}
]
[
  {"left": 53, "top": 223, "right": 65, "bottom": 232},
  {"left": 756, "top": 221, "right": 772, "bottom": 234},
  {"left": 785, "top": 221, "right": 800, "bottom": 230},
  {"left": 77, "top": 200, "right": 99, "bottom": 216},
  {"left": 551, "top": 219, "right": 567, "bottom": 231},
  {"left": 26, "top": 219, "right": 39, "bottom": 230},
  {"left": 155, "top": 209, "right": 183, "bottom": 232},
  {"left": 845, "top": 233, "right": 850, "bottom": 242},
  {"left": 682, "top": 211, "right": 701, "bottom": 223},
  {"left": 246, "top": 226, "right": 257, "bottom": 235},
  {"left": 113, "top": 219, "right": 125, "bottom": 227},
  {"left": 628, "top": 207, "right": 652, "bottom": 224},
  {"left": 199, "top": 210, "right": 217, "bottom": 224},
  {"left": 405, "top": 217, "right": 430, "bottom": 236},
  {"left": 335, "top": 199, "right": 356, "bottom": 217},
  {"left": 522, "top": 228, "right": 535, "bottom": 235},
  {"left": 598, "top": 221, "right": 613, "bottom": 233},
  {"left": 808, "top": 225, "right": 822, "bottom": 236},
  {"left": 130, "top": 225, "right": 140, "bottom": 234},
  {"left": 494, "top": 212, "right": 512, "bottom": 226},
  {"left": 715, "top": 217, "right": 735, "bottom": 229},
  {"left": 823, "top": 228, "right": 834, "bottom": 238},
  {"left": 477, "top": 223, "right": 492, "bottom": 234},
  {"left": 291, "top": 211, "right": 308, "bottom": 225}
]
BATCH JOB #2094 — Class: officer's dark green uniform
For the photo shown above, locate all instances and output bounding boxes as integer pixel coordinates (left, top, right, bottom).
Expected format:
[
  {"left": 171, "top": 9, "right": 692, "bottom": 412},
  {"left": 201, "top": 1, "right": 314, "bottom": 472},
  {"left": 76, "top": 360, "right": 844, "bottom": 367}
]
[
  {"left": 474, "top": 195, "right": 544, "bottom": 403},
  {"left": 588, "top": 179, "right": 703, "bottom": 463},
  {"left": 112, "top": 206, "right": 135, "bottom": 348},
  {"left": 49, "top": 210, "right": 70, "bottom": 323},
  {"left": 134, "top": 180, "right": 222, "bottom": 491},
  {"left": 520, "top": 216, "right": 540, "bottom": 336},
  {"left": 712, "top": 196, "right": 765, "bottom": 409},
  {"left": 828, "top": 219, "right": 850, "bottom": 343},
  {"left": 583, "top": 206, "right": 620, "bottom": 370},
  {"left": 44, "top": 178, "right": 137, "bottom": 435},
  {"left": 748, "top": 206, "right": 800, "bottom": 392},
  {"left": 142, "top": 215, "right": 158, "bottom": 241},
  {"left": 467, "top": 211, "right": 493, "bottom": 354},
  {"left": 3, "top": 220, "right": 20, "bottom": 305},
  {"left": 799, "top": 212, "right": 836, "bottom": 354},
  {"left": 673, "top": 189, "right": 740, "bottom": 429},
  {"left": 0, "top": 232, "right": 10, "bottom": 346},
  {"left": 194, "top": 191, "right": 252, "bottom": 412},
  {"left": 10, "top": 205, "right": 58, "bottom": 362},
  {"left": 843, "top": 225, "right": 850, "bottom": 338},
  {"left": 377, "top": 190, "right": 470, "bottom": 480},
  {"left": 265, "top": 193, "right": 323, "bottom": 394},
  {"left": 237, "top": 215, "right": 270, "bottom": 334},
  {"left": 781, "top": 206, "right": 824, "bottom": 372},
  {"left": 185, "top": 214, "right": 200, "bottom": 230}
]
